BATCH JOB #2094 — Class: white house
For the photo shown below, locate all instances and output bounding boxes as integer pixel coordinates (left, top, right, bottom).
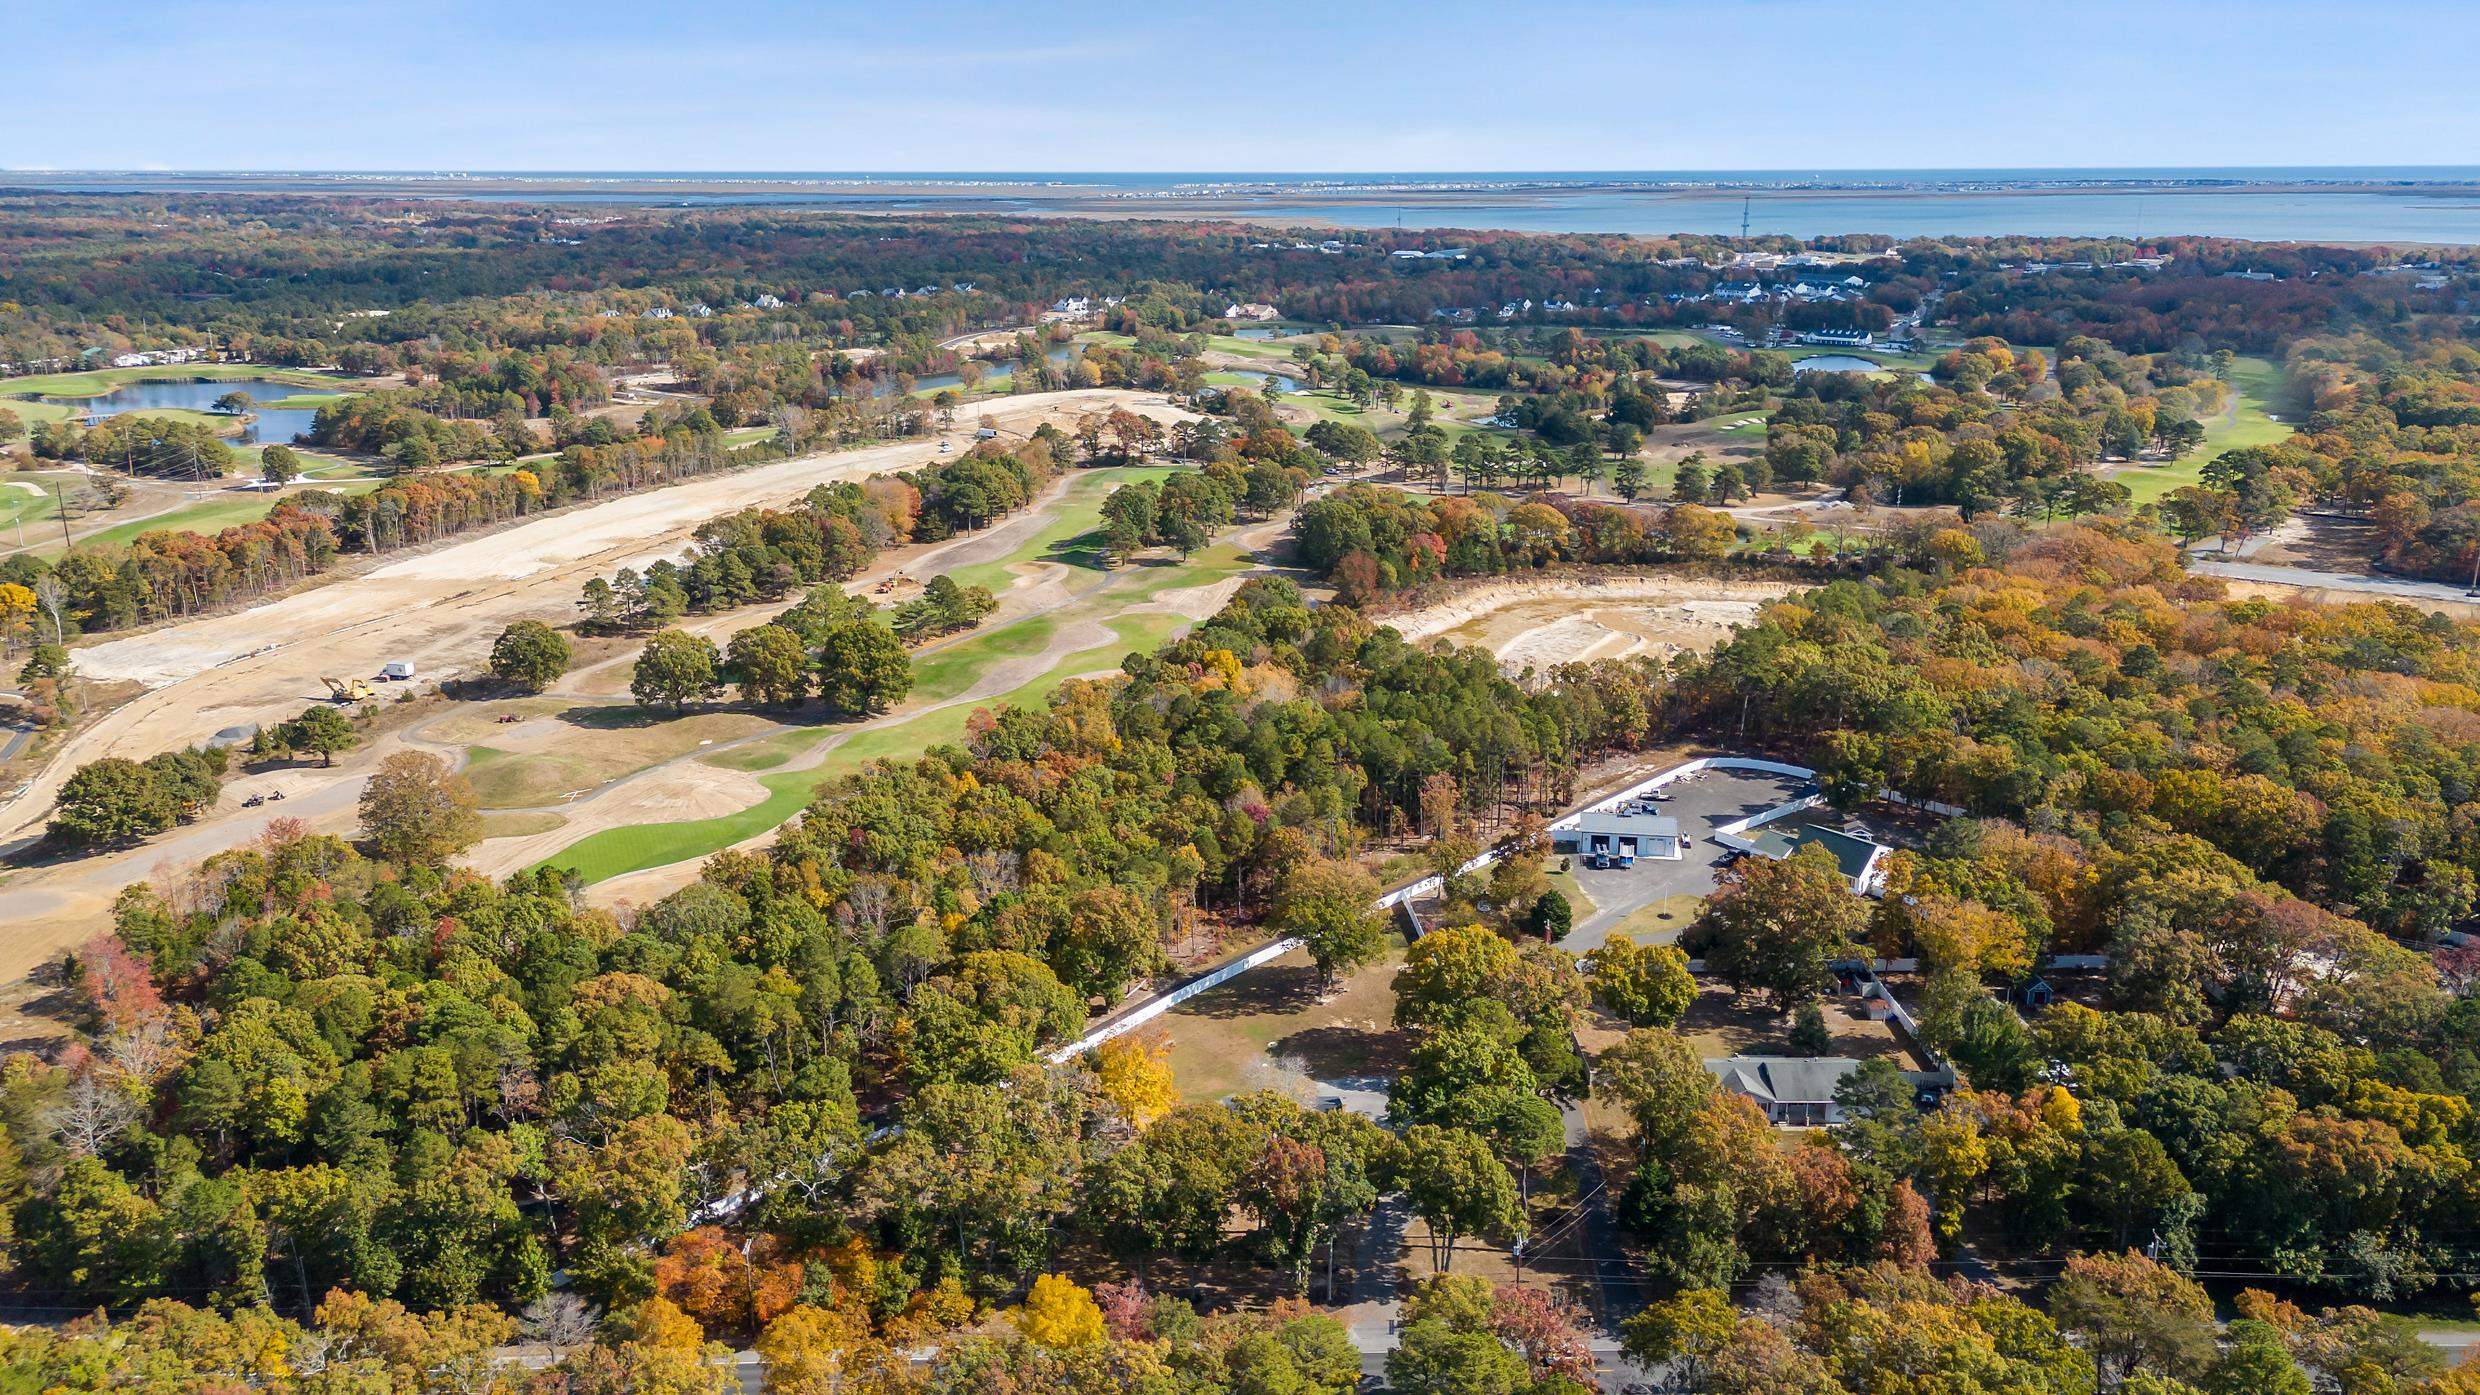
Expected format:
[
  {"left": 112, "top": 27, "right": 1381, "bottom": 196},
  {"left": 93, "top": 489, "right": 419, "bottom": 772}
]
[{"left": 1223, "top": 302, "right": 1281, "bottom": 322}]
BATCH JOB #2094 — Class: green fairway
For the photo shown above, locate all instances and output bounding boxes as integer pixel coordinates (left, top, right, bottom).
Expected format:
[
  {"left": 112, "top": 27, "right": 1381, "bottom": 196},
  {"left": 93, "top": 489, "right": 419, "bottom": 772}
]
[
  {"left": 537, "top": 531, "right": 1253, "bottom": 885},
  {"left": 1203, "top": 333, "right": 1311, "bottom": 360},
  {"left": 28, "top": 467, "right": 392, "bottom": 555},
  {"left": 2114, "top": 355, "right": 2290, "bottom": 504},
  {"left": 0, "top": 363, "right": 361, "bottom": 400},
  {"left": 0, "top": 476, "right": 77, "bottom": 539},
  {"left": 945, "top": 464, "right": 1178, "bottom": 593},
  {"left": 538, "top": 612, "right": 1192, "bottom": 884},
  {"left": 253, "top": 391, "right": 357, "bottom": 412}
]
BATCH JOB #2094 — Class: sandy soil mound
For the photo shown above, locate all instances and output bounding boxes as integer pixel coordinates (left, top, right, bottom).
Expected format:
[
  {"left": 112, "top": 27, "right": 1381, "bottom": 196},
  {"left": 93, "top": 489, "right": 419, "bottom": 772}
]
[{"left": 1389, "top": 575, "right": 1796, "bottom": 670}]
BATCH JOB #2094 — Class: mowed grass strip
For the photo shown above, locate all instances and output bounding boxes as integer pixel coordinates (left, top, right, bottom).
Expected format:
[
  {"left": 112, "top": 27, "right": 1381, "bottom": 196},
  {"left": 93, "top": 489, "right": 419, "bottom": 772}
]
[
  {"left": 538, "top": 496, "right": 1256, "bottom": 884},
  {"left": 0, "top": 364, "right": 361, "bottom": 399},
  {"left": 944, "top": 465, "right": 1177, "bottom": 594},
  {"left": 539, "top": 611, "right": 1194, "bottom": 883},
  {"left": 2115, "top": 354, "right": 2290, "bottom": 504}
]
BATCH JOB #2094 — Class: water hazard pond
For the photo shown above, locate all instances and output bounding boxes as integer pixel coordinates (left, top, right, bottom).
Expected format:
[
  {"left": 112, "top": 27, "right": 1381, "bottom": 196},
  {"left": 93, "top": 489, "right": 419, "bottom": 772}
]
[{"left": 50, "top": 377, "right": 339, "bottom": 444}]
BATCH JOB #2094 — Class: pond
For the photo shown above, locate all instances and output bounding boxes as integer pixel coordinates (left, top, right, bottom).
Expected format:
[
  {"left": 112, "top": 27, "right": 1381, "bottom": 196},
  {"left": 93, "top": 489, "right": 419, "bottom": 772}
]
[
  {"left": 1790, "top": 354, "right": 1886, "bottom": 375},
  {"left": 59, "top": 377, "right": 337, "bottom": 445},
  {"left": 1230, "top": 327, "right": 1291, "bottom": 341},
  {"left": 1220, "top": 368, "right": 1305, "bottom": 394}
]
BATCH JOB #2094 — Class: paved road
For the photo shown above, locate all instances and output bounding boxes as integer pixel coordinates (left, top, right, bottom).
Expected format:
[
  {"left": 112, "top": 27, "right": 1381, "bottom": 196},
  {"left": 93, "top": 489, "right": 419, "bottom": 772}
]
[{"left": 2191, "top": 557, "right": 2480, "bottom": 605}]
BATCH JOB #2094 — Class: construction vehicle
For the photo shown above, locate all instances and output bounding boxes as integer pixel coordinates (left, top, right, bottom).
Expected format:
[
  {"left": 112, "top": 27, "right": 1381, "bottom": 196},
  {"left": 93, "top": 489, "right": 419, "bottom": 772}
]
[{"left": 322, "top": 676, "right": 374, "bottom": 703}]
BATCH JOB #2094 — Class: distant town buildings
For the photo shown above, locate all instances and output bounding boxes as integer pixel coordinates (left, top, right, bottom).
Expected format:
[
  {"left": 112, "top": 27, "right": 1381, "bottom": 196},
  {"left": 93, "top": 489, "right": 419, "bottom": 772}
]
[{"left": 107, "top": 347, "right": 209, "bottom": 369}]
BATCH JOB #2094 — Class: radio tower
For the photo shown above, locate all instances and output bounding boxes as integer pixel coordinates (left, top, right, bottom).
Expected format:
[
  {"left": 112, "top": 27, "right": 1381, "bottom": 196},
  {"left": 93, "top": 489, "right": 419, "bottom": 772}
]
[{"left": 1740, "top": 196, "right": 1751, "bottom": 241}]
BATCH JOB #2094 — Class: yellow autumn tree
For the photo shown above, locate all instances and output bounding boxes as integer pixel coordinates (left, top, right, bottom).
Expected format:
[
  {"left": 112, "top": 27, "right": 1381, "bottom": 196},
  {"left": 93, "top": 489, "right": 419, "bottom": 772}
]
[
  {"left": 0, "top": 582, "right": 33, "bottom": 645},
  {"left": 1093, "top": 1037, "right": 1178, "bottom": 1130},
  {"left": 757, "top": 1303, "right": 877, "bottom": 1395},
  {"left": 1013, "top": 1274, "right": 1105, "bottom": 1350}
]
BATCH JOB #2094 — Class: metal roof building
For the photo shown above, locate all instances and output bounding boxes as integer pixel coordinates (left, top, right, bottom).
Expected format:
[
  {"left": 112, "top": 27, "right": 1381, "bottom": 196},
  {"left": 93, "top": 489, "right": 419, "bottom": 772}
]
[{"left": 1555, "top": 810, "right": 1683, "bottom": 861}]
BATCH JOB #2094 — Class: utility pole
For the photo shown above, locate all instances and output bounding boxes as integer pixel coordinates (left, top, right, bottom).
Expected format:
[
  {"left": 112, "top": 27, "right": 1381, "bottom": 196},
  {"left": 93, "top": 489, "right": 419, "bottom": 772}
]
[{"left": 52, "top": 481, "right": 71, "bottom": 552}]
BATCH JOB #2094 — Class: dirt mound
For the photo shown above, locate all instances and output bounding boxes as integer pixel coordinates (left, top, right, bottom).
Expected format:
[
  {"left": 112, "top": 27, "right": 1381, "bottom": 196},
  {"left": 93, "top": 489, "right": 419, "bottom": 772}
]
[{"left": 1388, "top": 575, "right": 1794, "bottom": 669}]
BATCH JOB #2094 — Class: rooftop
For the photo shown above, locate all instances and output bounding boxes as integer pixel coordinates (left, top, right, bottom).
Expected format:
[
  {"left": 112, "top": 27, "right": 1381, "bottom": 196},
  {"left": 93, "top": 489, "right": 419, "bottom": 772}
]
[
  {"left": 1740, "top": 822, "right": 1882, "bottom": 884},
  {"left": 1706, "top": 1055, "right": 1863, "bottom": 1106},
  {"left": 1574, "top": 809, "right": 1681, "bottom": 838}
]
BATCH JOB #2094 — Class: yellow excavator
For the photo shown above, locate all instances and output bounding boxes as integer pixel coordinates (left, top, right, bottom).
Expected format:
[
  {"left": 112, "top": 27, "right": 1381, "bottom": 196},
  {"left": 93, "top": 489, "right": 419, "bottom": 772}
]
[{"left": 322, "top": 676, "right": 374, "bottom": 703}]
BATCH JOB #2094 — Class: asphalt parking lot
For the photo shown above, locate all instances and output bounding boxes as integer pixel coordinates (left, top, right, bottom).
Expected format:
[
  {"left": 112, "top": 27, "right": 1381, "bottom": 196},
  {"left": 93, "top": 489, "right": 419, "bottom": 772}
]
[{"left": 1561, "top": 767, "right": 1815, "bottom": 954}]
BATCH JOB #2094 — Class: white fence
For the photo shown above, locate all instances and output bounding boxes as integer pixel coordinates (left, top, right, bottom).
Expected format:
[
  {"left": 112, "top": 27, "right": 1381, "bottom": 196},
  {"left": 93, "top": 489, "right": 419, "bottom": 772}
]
[
  {"left": 1049, "top": 756, "right": 1828, "bottom": 1061},
  {"left": 1045, "top": 935, "right": 1305, "bottom": 1063}
]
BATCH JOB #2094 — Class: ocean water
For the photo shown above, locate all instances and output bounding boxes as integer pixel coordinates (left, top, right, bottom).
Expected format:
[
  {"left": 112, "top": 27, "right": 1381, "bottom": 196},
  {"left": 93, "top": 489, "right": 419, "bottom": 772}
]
[{"left": 15, "top": 168, "right": 2480, "bottom": 243}]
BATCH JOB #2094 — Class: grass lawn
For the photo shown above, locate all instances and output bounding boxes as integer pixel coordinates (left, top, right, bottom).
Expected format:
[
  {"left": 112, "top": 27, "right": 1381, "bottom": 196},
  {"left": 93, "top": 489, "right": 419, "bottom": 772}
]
[
  {"left": 1203, "top": 334, "right": 1309, "bottom": 361},
  {"left": 2114, "top": 355, "right": 2290, "bottom": 504},
  {"left": 945, "top": 465, "right": 1178, "bottom": 593},
  {"left": 1159, "top": 943, "right": 1408, "bottom": 1104},
  {"left": 0, "top": 363, "right": 361, "bottom": 400},
  {"left": 535, "top": 486, "right": 1255, "bottom": 884},
  {"left": 540, "top": 610, "right": 1200, "bottom": 884},
  {"left": 1545, "top": 867, "right": 1599, "bottom": 921},
  {"left": 1599, "top": 892, "right": 1705, "bottom": 947},
  {"left": 0, "top": 475, "right": 80, "bottom": 536},
  {"left": 71, "top": 496, "right": 297, "bottom": 551},
  {"left": 253, "top": 391, "right": 357, "bottom": 412},
  {"left": 699, "top": 727, "right": 820, "bottom": 773},
  {"left": 33, "top": 471, "right": 393, "bottom": 554}
]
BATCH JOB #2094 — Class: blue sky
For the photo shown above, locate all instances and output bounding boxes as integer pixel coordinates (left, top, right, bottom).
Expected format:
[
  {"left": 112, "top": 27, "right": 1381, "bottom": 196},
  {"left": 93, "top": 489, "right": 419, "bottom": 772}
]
[{"left": 10, "top": 0, "right": 2476, "bottom": 172}]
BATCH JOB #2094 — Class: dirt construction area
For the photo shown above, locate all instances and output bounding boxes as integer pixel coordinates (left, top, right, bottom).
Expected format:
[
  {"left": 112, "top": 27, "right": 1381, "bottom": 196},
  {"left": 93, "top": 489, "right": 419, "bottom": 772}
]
[
  {"left": 0, "top": 389, "right": 1188, "bottom": 989},
  {"left": 0, "top": 389, "right": 1181, "bottom": 845},
  {"left": 1384, "top": 575, "right": 1796, "bottom": 672}
]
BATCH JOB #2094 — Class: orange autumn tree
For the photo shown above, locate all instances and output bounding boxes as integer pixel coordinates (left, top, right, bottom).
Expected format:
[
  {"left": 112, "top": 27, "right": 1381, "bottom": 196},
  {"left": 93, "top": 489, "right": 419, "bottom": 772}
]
[{"left": 652, "top": 1226, "right": 805, "bottom": 1334}]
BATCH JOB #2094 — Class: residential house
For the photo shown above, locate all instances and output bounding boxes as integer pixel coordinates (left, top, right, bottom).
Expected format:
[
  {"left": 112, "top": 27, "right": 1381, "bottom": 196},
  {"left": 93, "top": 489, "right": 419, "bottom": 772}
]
[
  {"left": 1705, "top": 1056, "right": 1867, "bottom": 1127},
  {"left": 1713, "top": 818, "right": 1891, "bottom": 895},
  {"left": 1706, "top": 1055, "right": 1949, "bottom": 1127}
]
